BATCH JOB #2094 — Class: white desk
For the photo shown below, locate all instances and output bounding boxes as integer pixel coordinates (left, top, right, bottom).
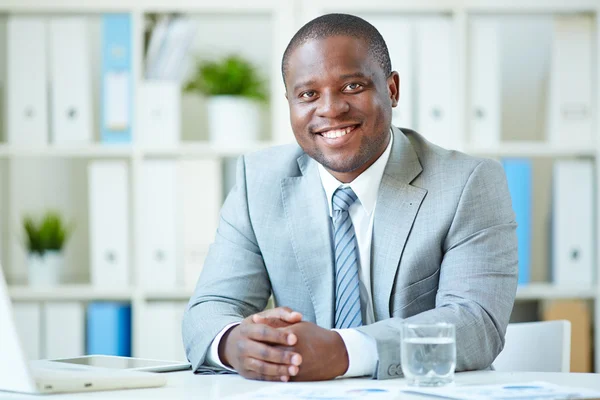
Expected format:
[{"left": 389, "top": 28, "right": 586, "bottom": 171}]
[{"left": 3, "top": 371, "right": 600, "bottom": 399}]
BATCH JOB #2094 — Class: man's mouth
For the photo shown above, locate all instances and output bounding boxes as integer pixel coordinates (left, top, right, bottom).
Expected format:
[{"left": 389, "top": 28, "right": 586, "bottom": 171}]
[{"left": 316, "top": 124, "right": 359, "bottom": 139}]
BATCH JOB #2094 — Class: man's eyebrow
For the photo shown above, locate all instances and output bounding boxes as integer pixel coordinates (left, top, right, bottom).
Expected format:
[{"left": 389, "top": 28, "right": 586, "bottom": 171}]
[
  {"left": 340, "top": 72, "right": 370, "bottom": 80},
  {"left": 293, "top": 80, "right": 317, "bottom": 92}
]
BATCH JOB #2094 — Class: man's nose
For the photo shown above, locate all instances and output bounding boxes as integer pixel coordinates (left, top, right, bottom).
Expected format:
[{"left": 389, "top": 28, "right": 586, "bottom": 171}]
[{"left": 316, "top": 92, "right": 350, "bottom": 118}]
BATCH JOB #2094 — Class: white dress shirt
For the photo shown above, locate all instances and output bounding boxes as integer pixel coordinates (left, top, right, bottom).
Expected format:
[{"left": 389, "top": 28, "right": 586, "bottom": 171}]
[{"left": 205, "top": 131, "right": 394, "bottom": 378}]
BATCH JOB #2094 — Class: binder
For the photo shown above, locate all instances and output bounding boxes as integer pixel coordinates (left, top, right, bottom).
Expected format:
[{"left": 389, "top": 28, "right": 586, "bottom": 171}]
[
  {"left": 88, "top": 161, "right": 130, "bottom": 288},
  {"left": 542, "top": 300, "right": 592, "bottom": 372},
  {"left": 6, "top": 17, "right": 48, "bottom": 146},
  {"left": 547, "top": 15, "right": 593, "bottom": 146},
  {"left": 101, "top": 14, "right": 132, "bottom": 143},
  {"left": 223, "top": 157, "right": 238, "bottom": 200},
  {"left": 156, "top": 17, "right": 197, "bottom": 82},
  {"left": 469, "top": 18, "right": 501, "bottom": 146},
  {"left": 48, "top": 17, "right": 93, "bottom": 145},
  {"left": 11, "top": 302, "right": 42, "bottom": 360},
  {"left": 139, "top": 161, "right": 178, "bottom": 289},
  {"left": 501, "top": 159, "right": 532, "bottom": 285},
  {"left": 144, "top": 14, "right": 172, "bottom": 80},
  {"left": 415, "top": 17, "right": 456, "bottom": 150},
  {"left": 179, "top": 159, "right": 222, "bottom": 288},
  {"left": 365, "top": 16, "right": 413, "bottom": 129},
  {"left": 43, "top": 302, "right": 84, "bottom": 359},
  {"left": 138, "top": 81, "right": 181, "bottom": 148},
  {"left": 552, "top": 160, "right": 594, "bottom": 287},
  {"left": 86, "top": 302, "right": 131, "bottom": 357},
  {"left": 138, "top": 302, "right": 187, "bottom": 361}
]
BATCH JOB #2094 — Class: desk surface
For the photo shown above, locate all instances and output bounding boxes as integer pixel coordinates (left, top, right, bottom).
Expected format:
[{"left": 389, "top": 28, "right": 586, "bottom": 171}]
[{"left": 3, "top": 370, "right": 600, "bottom": 399}]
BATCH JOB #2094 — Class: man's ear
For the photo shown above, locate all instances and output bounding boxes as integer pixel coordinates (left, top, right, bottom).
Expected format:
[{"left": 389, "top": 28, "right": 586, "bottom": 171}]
[{"left": 388, "top": 71, "right": 400, "bottom": 107}]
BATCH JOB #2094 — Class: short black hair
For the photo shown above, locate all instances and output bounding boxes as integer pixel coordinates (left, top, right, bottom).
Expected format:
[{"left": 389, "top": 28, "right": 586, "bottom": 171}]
[{"left": 281, "top": 13, "right": 392, "bottom": 86}]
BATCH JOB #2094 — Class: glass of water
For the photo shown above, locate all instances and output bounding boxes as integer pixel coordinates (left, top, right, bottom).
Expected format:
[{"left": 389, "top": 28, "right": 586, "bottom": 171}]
[{"left": 400, "top": 322, "right": 456, "bottom": 386}]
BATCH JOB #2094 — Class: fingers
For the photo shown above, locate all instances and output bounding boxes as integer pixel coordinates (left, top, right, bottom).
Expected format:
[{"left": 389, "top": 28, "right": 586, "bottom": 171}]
[
  {"left": 238, "top": 339, "right": 302, "bottom": 366},
  {"left": 242, "top": 357, "right": 300, "bottom": 381},
  {"left": 253, "top": 316, "right": 294, "bottom": 329},
  {"left": 240, "top": 320, "right": 298, "bottom": 346},
  {"left": 235, "top": 340, "right": 303, "bottom": 382},
  {"left": 253, "top": 307, "right": 303, "bottom": 324}
]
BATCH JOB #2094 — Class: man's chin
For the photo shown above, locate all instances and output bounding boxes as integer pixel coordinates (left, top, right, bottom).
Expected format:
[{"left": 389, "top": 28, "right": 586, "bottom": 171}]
[{"left": 319, "top": 157, "right": 363, "bottom": 174}]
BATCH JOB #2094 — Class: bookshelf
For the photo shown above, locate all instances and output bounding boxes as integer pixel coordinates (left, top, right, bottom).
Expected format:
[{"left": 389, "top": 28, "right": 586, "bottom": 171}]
[{"left": 0, "top": 0, "right": 598, "bottom": 372}]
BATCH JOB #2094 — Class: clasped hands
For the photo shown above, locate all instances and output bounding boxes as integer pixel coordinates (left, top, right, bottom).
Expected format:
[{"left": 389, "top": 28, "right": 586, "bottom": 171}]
[{"left": 218, "top": 307, "right": 349, "bottom": 382}]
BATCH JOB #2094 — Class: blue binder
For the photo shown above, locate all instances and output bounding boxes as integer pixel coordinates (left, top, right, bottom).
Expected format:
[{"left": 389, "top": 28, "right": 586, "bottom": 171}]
[
  {"left": 86, "top": 302, "right": 131, "bottom": 356},
  {"left": 501, "top": 158, "right": 532, "bottom": 286},
  {"left": 101, "top": 14, "right": 132, "bottom": 143}
]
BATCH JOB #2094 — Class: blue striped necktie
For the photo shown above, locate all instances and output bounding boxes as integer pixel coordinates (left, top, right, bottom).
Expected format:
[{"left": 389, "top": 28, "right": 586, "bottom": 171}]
[{"left": 332, "top": 187, "right": 363, "bottom": 329}]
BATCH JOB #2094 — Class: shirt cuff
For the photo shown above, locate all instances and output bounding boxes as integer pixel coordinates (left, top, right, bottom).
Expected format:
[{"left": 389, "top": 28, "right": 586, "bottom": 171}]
[
  {"left": 205, "top": 322, "right": 240, "bottom": 372},
  {"left": 333, "top": 328, "right": 378, "bottom": 378}
]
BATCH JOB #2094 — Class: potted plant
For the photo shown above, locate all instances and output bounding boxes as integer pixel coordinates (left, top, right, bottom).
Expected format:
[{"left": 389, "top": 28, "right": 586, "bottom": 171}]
[
  {"left": 23, "top": 211, "right": 73, "bottom": 286},
  {"left": 184, "top": 54, "right": 268, "bottom": 144}
]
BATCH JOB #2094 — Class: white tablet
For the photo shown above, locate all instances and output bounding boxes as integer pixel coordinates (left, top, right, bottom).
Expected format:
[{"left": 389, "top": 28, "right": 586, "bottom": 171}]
[{"left": 50, "top": 355, "right": 191, "bottom": 373}]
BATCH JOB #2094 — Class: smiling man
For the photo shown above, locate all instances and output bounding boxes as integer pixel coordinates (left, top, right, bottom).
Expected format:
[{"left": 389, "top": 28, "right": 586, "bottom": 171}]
[{"left": 182, "top": 13, "right": 518, "bottom": 382}]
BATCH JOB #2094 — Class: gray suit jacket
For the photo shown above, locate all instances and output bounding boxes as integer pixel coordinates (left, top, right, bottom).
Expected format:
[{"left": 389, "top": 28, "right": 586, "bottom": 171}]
[{"left": 182, "top": 126, "right": 518, "bottom": 379}]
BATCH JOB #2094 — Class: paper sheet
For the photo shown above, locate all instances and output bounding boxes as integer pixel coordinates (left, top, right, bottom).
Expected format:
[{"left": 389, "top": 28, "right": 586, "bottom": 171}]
[
  {"left": 225, "top": 385, "right": 398, "bottom": 400},
  {"left": 401, "top": 381, "right": 600, "bottom": 399}
]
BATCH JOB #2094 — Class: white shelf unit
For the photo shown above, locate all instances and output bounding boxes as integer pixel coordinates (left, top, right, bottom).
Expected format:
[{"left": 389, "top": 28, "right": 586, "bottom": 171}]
[
  {"left": 9, "top": 283, "right": 596, "bottom": 303},
  {"left": 0, "top": 0, "right": 598, "bottom": 371},
  {"left": 516, "top": 284, "right": 598, "bottom": 301},
  {"left": 7, "top": 285, "right": 135, "bottom": 301}
]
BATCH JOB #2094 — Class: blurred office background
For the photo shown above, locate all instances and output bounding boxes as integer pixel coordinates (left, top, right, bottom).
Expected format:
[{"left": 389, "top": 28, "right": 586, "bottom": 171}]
[{"left": 0, "top": 0, "right": 597, "bottom": 374}]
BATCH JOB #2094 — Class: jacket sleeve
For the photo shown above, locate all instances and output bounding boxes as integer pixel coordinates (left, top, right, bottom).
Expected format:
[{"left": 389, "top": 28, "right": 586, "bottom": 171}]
[{"left": 356, "top": 159, "right": 519, "bottom": 379}]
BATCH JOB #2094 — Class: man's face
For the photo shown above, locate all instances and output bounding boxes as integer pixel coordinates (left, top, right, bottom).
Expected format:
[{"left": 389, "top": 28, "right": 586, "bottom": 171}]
[{"left": 284, "top": 35, "right": 399, "bottom": 182}]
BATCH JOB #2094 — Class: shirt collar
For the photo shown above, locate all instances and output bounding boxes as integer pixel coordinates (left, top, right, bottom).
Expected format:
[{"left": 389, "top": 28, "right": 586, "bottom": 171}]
[{"left": 318, "top": 129, "right": 394, "bottom": 217}]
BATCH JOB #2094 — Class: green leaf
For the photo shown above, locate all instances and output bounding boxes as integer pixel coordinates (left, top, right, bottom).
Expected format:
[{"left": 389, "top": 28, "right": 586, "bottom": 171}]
[
  {"left": 22, "top": 211, "right": 74, "bottom": 256},
  {"left": 183, "top": 54, "right": 268, "bottom": 102}
]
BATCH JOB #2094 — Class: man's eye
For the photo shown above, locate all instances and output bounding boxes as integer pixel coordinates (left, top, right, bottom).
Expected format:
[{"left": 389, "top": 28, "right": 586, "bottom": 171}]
[
  {"left": 300, "top": 91, "right": 316, "bottom": 99},
  {"left": 344, "top": 83, "right": 363, "bottom": 91}
]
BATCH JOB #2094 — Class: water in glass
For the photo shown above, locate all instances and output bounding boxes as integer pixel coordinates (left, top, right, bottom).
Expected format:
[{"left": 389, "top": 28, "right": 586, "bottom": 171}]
[{"left": 401, "top": 323, "right": 456, "bottom": 386}]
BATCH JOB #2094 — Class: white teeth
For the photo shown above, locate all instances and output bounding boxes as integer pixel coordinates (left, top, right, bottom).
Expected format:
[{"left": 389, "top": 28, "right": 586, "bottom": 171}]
[{"left": 321, "top": 126, "right": 354, "bottom": 139}]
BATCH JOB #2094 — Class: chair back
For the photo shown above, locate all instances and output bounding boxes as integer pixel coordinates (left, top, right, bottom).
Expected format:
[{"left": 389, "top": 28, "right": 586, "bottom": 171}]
[{"left": 492, "top": 320, "right": 571, "bottom": 372}]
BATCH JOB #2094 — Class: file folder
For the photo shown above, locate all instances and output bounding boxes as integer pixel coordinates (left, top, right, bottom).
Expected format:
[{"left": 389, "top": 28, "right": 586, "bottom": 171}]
[
  {"left": 552, "top": 160, "right": 594, "bottom": 287},
  {"left": 138, "top": 81, "right": 181, "bottom": 148},
  {"left": 543, "top": 300, "right": 592, "bottom": 373},
  {"left": 179, "top": 159, "right": 222, "bottom": 288},
  {"left": 101, "top": 14, "right": 133, "bottom": 143},
  {"left": 366, "top": 16, "right": 413, "bottom": 129},
  {"left": 6, "top": 17, "right": 48, "bottom": 146},
  {"left": 86, "top": 302, "right": 131, "bottom": 357},
  {"left": 138, "top": 302, "right": 187, "bottom": 361},
  {"left": 48, "top": 17, "right": 93, "bottom": 145},
  {"left": 88, "top": 161, "right": 130, "bottom": 287},
  {"left": 139, "top": 161, "right": 178, "bottom": 289},
  {"left": 415, "top": 17, "right": 457, "bottom": 150},
  {"left": 501, "top": 159, "right": 532, "bottom": 285},
  {"left": 547, "top": 15, "right": 593, "bottom": 146},
  {"left": 12, "top": 302, "right": 42, "bottom": 360},
  {"left": 469, "top": 18, "right": 501, "bottom": 146},
  {"left": 43, "top": 302, "right": 85, "bottom": 359}
]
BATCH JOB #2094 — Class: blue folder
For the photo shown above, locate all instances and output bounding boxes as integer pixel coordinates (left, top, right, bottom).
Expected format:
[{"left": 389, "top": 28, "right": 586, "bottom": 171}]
[
  {"left": 101, "top": 14, "right": 133, "bottom": 143},
  {"left": 501, "top": 158, "right": 532, "bottom": 286},
  {"left": 86, "top": 302, "right": 131, "bottom": 356}
]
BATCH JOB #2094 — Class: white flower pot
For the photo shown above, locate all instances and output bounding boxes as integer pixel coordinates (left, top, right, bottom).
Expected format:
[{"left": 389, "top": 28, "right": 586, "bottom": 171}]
[
  {"left": 27, "top": 251, "right": 64, "bottom": 287},
  {"left": 207, "top": 96, "right": 262, "bottom": 145}
]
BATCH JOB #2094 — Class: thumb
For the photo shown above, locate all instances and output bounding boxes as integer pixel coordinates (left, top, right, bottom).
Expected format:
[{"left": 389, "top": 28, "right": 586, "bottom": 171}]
[{"left": 253, "top": 307, "right": 303, "bottom": 324}]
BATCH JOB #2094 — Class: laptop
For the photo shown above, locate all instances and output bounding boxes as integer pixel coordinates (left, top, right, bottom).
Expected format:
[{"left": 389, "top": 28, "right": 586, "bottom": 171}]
[{"left": 0, "top": 265, "right": 167, "bottom": 394}]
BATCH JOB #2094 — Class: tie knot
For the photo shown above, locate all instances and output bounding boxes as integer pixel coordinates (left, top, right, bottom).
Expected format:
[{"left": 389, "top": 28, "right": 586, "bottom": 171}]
[{"left": 332, "top": 187, "right": 358, "bottom": 213}]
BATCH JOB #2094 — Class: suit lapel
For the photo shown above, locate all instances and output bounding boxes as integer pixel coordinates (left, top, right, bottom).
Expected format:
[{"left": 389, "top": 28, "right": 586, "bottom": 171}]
[
  {"left": 281, "top": 154, "right": 335, "bottom": 328},
  {"left": 372, "top": 127, "right": 427, "bottom": 320}
]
